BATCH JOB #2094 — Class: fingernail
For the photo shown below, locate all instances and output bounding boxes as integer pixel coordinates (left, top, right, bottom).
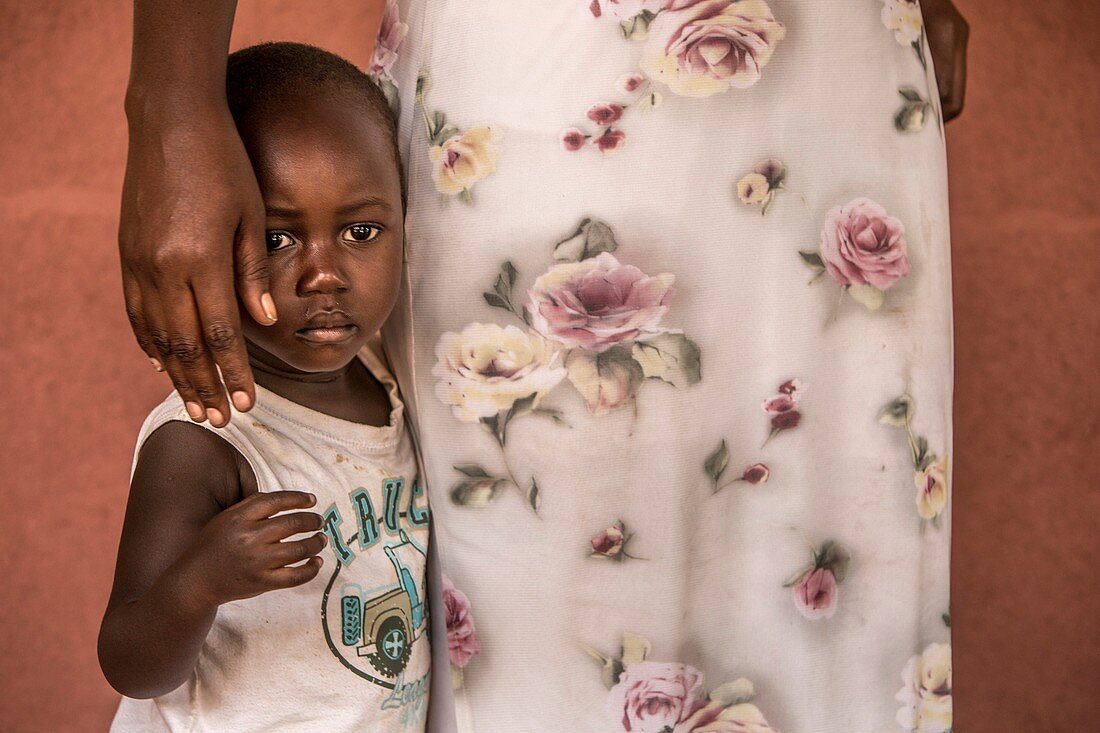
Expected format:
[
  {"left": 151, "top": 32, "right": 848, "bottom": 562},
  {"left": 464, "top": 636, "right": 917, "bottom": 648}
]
[
  {"left": 231, "top": 391, "right": 252, "bottom": 411},
  {"left": 308, "top": 493, "right": 316, "bottom": 504},
  {"left": 185, "top": 402, "right": 205, "bottom": 420},
  {"left": 260, "top": 292, "right": 278, "bottom": 323},
  {"left": 207, "top": 408, "right": 225, "bottom": 426},
  {"left": 149, "top": 357, "right": 164, "bottom": 372}
]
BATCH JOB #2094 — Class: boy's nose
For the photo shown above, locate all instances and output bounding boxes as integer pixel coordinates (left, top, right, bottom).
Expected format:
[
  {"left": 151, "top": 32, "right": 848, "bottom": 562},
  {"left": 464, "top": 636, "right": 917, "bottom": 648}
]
[{"left": 296, "top": 246, "right": 350, "bottom": 296}]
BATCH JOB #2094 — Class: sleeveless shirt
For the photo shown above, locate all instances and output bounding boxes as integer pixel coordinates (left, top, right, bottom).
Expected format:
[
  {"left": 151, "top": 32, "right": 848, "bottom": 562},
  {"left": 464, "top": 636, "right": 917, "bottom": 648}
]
[{"left": 110, "top": 338, "right": 433, "bottom": 732}]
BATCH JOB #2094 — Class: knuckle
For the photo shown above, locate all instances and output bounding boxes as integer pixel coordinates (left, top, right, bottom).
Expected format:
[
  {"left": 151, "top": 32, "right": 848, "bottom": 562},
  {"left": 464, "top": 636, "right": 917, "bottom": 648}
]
[
  {"left": 170, "top": 337, "right": 203, "bottom": 366},
  {"left": 204, "top": 320, "right": 238, "bottom": 352},
  {"left": 149, "top": 329, "right": 172, "bottom": 357},
  {"left": 194, "top": 383, "right": 222, "bottom": 401}
]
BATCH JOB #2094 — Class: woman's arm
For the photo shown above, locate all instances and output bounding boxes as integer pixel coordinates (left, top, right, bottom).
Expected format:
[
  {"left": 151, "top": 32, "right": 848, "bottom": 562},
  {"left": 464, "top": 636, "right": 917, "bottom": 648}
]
[
  {"left": 121, "top": 0, "right": 271, "bottom": 428},
  {"left": 97, "top": 421, "right": 326, "bottom": 698},
  {"left": 921, "top": 0, "right": 969, "bottom": 122}
]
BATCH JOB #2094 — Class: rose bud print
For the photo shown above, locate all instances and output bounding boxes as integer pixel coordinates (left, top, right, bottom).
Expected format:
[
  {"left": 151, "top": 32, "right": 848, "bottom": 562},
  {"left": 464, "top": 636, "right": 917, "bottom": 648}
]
[
  {"left": 618, "top": 72, "right": 646, "bottom": 93},
  {"left": 591, "top": 522, "right": 626, "bottom": 557},
  {"left": 587, "top": 102, "right": 625, "bottom": 126},
  {"left": 792, "top": 567, "right": 838, "bottom": 620},
  {"left": 560, "top": 127, "right": 588, "bottom": 152},
  {"left": 741, "top": 463, "right": 770, "bottom": 484},
  {"left": 593, "top": 128, "right": 627, "bottom": 154}
]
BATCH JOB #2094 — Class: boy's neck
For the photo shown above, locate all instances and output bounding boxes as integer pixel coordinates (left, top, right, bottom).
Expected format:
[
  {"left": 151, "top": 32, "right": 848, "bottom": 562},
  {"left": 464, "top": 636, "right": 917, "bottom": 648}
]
[{"left": 249, "top": 355, "right": 393, "bottom": 428}]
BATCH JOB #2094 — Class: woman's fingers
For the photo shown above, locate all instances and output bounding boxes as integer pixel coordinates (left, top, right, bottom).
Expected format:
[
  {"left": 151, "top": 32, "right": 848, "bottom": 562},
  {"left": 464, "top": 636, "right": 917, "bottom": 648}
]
[
  {"left": 140, "top": 279, "right": 209, "bottom": 421},
  {"left": 122, "top": 268, "right": 163, "bottom": 372},
  {"left": 235, "top": 195, "right": 277, "bottom": 329},
  {"left": 192, "top": 276, "right": 255, "bottom": 414},
  {"left": 149, "top": 279, "right": 232, "bottom": 426}
]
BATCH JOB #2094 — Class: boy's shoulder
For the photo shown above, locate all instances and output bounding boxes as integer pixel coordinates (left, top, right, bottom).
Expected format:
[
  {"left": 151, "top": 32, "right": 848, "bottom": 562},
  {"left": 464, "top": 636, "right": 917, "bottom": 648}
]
[{"left": 133, "top": 391, "right": 257, "bottom": 505}]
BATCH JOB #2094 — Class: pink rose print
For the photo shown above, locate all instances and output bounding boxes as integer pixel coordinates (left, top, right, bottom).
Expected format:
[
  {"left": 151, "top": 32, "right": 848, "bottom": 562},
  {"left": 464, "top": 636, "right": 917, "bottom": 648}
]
[
  {"left": 673, "top": 699, "right": 779, "bottom": 732},
  {"left": 607, "top": 661, "right": 706, "bottom": 733},
  {"left": 442, "top": 574, "right": 481, "bottom": 668},
  {"left": 792, "top": 567, "right": 838, "bottom": 620},
  {"left": 642, "top": 0, "right": 787, "bottom": 98},
  {"left": 819, "top": 197, "right": 910, "bottom": 291},
  {"left": 527, "top": 251, "right": 674, "bottom": 353},
  {"left": 587, "top": 633, "right": 781, "bottom": 733},
  {"left": 784, "top": 540, "right": 850, "bottom": 621},
  {"left": 368, "top": 0, "right": 408, "bottom": 80},
  {"left": 761, "top": 378, "right": 803, "bottom": 445}
]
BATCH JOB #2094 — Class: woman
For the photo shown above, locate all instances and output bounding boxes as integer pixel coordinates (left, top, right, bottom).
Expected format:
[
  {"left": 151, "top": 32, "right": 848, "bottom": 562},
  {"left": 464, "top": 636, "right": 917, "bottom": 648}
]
[{"left": 118, "top": 1, "right": 967, "bottom": 730}]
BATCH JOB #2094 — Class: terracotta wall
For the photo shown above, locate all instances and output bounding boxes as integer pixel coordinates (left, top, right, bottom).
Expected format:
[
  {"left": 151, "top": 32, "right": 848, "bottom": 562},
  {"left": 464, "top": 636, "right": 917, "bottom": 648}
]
[{"left": 0, "top": 1, "right": 1095, "bottom": 730}]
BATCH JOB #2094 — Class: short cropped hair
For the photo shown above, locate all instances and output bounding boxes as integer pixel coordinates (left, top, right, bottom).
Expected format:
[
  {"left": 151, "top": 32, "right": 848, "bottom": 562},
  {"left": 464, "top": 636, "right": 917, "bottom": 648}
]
[{"left": 225, "top": 41, "right": 405, "bottom": 205}]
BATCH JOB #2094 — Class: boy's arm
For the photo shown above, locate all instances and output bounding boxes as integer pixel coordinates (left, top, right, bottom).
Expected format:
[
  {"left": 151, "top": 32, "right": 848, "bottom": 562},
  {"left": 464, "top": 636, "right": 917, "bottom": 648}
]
[
  {"left": 122, "top": 0, "right": 271, "bottom": 429},
  {"left": 98, "top": 421, "right": 326, "bottom": 699}
]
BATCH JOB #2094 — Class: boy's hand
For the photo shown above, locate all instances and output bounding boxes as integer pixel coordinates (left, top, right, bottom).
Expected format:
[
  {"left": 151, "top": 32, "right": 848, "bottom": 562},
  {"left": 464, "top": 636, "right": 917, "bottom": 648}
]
[
  {"left": 181, "top": 490, "right": 327, "bottom": 607},
  {"left": 119, "top": 100, "right": 273, "bottom": 428}
]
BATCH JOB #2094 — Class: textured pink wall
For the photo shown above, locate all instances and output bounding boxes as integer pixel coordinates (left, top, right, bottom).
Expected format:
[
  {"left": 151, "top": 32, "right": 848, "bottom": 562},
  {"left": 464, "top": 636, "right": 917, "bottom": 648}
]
[{"left": 0, "top": 1, "right": 1096, "bottom": 730}]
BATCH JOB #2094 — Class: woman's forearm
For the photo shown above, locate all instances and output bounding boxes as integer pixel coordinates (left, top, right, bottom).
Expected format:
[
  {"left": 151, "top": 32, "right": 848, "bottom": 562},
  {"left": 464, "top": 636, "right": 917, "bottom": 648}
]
[{"left": 126, "top": 0, "right": 239, "bottom": 118}]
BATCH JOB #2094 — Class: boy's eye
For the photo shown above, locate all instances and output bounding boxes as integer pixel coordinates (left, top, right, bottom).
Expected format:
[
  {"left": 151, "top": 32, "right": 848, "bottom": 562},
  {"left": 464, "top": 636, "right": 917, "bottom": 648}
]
[
  {"left": 342, "top": 223, "right": 381, "bottom": 244},
  {"left": 266, "top": 231, "right": 295, "bottom": 252}
]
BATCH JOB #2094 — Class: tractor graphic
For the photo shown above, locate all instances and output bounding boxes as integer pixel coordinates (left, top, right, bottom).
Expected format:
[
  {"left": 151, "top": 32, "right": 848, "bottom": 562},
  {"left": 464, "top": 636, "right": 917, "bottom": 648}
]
[{"left": 338, "top": 530, "right": 427, "bottom": 677}]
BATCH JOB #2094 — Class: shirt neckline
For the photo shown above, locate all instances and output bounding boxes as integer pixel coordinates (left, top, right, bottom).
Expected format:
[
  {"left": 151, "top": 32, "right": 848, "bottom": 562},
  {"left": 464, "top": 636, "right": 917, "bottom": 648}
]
[{"left": 248, "top": 336, "right": 405, "bottom": 454}]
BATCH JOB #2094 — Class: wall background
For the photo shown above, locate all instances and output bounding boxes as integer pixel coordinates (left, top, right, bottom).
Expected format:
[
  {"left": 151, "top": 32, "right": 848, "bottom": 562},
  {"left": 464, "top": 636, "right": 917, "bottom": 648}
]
[{"left": 0, "top": 1, "right": 1096, "bottom": 730}]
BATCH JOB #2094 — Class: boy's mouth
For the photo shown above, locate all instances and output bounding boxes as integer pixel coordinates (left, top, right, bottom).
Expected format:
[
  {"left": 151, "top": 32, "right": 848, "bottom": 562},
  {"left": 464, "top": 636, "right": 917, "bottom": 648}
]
[
  {"left": 295, "top": 311, "right": 358, "bottom": 344},
  {"left": 295, "top": 325, "right": 358, "bottom": 344}
]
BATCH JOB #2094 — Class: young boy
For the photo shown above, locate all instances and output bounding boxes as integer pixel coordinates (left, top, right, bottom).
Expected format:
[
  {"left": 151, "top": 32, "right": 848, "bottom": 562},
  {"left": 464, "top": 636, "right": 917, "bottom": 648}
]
[{"left": 99, "top": 42, "right": 431, "bottom": 731}]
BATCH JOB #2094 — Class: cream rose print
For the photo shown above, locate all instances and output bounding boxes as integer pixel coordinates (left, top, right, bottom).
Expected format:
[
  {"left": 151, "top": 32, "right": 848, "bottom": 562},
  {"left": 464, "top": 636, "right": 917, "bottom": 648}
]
[
  {"left": 799, "top": 197, "right": 911, "bottom": 313},
  {"left": 782, "top": 540, "right": 851, "bottom": 621},
  {"left": 441, "top": 574, "right": 481, "bottom": 690},
  {"left": 895, "top": 643, "right": 953, "bottom": 733},
  {"left": 879, "top": 394, "right": 949, "bottom": 524},
  {"left": 416, "top": 74, "right": 499, "bottom": 202},
  {"left": 564, "top": 1, "right": 785, "bottom": 152},
  {"left": 434, "top": 218, "right": 701, "bottom": 513},
  {"left": 366, "top": 0, "right": 408, "bottom": 114},
  {"left": 878, "top": 0, "right": 943, "bottom": 134},
  {"left": 585, "top": 633, "right": 781, "bottom": 732}
]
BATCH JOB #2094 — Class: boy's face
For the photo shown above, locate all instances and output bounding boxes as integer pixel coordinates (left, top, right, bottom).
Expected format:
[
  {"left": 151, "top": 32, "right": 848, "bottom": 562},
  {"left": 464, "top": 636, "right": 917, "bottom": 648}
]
[{"left": 238, "top": 96, "right": 404, "bottom": 375}]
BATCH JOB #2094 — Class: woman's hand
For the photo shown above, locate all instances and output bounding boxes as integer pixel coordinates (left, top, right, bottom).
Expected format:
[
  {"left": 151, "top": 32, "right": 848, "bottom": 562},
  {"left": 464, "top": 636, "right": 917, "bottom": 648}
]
[
  {"left": 119, "top": 98, "right": 274, "bottom": 427},
  {"left": 181, "top": 490, "right": 327, "bottom": 608},
  {"left": 921, "top": 0, "right": 970, "bottom": 122}
]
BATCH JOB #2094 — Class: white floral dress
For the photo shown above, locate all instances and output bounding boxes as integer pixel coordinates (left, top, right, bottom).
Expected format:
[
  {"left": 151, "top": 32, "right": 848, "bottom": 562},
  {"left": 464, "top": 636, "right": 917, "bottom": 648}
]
[{"left": 372, "top": 1, "right": 953, "bottom": 731}]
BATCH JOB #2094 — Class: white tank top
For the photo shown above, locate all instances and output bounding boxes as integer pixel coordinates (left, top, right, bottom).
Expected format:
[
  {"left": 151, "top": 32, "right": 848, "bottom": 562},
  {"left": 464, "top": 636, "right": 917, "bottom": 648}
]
[{"left": 111, "top": 338, "right": 432, "bottom": 732}]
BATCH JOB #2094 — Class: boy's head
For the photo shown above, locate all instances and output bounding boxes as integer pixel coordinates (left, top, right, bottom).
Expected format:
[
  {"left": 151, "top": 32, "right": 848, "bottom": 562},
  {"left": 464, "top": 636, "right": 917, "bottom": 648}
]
[{"left": 225, "top": 42, "right": 404, "bottom": 376}]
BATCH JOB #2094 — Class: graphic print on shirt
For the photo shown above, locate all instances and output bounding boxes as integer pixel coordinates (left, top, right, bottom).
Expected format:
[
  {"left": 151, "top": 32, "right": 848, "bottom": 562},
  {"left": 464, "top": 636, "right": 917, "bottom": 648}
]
[{"left": 318, "top": 474, "right": 431, "bottom": 723}]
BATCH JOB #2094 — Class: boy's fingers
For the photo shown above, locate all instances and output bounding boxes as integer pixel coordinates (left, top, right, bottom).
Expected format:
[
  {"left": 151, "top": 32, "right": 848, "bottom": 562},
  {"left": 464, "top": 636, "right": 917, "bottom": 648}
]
[
  {"left": 260, "top": 511, "right": 325, "bottom": 540},
  {"left": 268, "top": 532, "right": 328, "bottom": 566},
  {"left": 267, "top": 556, "right": 324, "bottom": 589},
  {"left": 192, "top": 278, "right": 255, "bottom": 413},
  {"left": 236, "top": 490, "right": 317, "bottom": 520}
]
